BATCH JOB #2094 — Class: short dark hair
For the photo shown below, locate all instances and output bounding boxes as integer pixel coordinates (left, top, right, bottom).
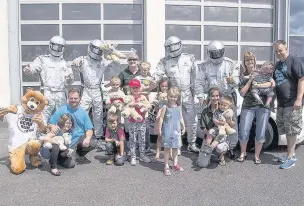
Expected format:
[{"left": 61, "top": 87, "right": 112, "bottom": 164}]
[
  {"left": 274, "top": 40, "right": 287, "bottom": 47},
  {"left": 68, "top": 88, "right": 80, "bottom": 96}
]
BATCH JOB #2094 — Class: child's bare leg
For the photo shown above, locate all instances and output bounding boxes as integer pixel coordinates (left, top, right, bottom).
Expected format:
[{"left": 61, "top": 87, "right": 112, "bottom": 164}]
[
  {"left": 172, "top": 148, "right": 184, "bottom": 171},
  {"left": 219, "top": 153, "right": 226, "bottom": 166},
  {"left": 211, "top": 140, "right": 219, "bottom": 149},
  {"left": 265, "top": 96, "right": 273, "bottom": 107},
  {"left": 154, "top": 135, "right": 162, "bottom": 160},
  {"left": 205, "top": 135, "right": 213, "bottom": 145},
  {"left": 252, "top": 92, "right": 264, "bottom": 105},
  {"left": 163, "top": 148, "right": 171, "bottom": 176}
]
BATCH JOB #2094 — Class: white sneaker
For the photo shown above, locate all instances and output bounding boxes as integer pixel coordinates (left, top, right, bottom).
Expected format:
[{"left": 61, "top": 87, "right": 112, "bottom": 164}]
[{"left": 130, "top": 157, "right": 136, "bottom": 166}]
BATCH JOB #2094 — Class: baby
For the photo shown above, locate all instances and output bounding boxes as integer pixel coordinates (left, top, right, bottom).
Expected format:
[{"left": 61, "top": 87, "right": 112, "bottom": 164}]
[{"left": 246, "top": 62, "right": 275, "bottom": 108}]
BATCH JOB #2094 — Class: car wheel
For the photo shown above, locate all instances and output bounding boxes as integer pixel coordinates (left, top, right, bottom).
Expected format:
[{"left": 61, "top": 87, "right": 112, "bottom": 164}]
[{"left": 247, "top": 118, "right": 278, "bottom": 151}]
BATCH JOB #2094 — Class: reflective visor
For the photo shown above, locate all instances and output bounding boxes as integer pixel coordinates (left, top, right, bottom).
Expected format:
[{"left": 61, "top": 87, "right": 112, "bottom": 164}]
[
  {"left": 209, "top": 49, "right": 225, "bottom": 59},
  {"left": 165, "top": 42, "right": 181, "bottom": 52},
  {"left": 90, "top": 44, "right": 102, "bottom": 55},
  {"left": 50, "top": 43, "right": 64, "bottom": 52}
]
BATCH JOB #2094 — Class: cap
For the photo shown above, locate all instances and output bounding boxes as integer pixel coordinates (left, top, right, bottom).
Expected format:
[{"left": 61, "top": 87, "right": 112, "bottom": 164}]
[{"left": 129, "top": 79, "right": 141, "bottom": 88}]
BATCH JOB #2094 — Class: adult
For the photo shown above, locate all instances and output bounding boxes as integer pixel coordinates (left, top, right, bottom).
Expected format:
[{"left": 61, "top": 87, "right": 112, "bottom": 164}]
[
  {"left": 199, "top": 87, "right": 230, "bottom": 166},
  {"left": 273, "top": 40, "right": 304, "bottom": 169},
  {"left": 23, "top": 36, "right": 74, "bottom": 123},
  {"left": 152, "top": 36, "right": 199, "bottom": 152},
  {"left": 42, "top": 88, "right": 96, "bottom": 167},
  {"left": 118, "top": 53, "right": 152, "bottom": 151},
  {"left": 237, "top": 52, "right": 274, "bottom": 164},
  {"left": 118, "top": 52, "right": 141, "bottom": 94},
  {"left": 195, "top": 40, "right": 240, "bottom": 159},
  {"left": 71, "top": 40, "right": 122, "bottom": 141}
]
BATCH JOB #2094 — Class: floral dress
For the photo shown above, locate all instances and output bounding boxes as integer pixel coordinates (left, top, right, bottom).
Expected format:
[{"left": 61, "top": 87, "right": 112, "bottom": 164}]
[{"left": 161, "top": 106, "right": 182, "bottom": 149}]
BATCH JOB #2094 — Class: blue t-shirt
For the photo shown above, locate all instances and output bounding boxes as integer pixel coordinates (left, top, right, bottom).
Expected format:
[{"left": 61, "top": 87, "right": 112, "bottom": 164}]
[{"left": 49, "top": 104, "right": 93, "bottom": 146}]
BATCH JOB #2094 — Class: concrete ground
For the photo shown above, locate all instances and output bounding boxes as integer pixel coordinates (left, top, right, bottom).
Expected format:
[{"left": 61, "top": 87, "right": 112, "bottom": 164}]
[{"left": 0, "top": 123, "right": 304, "bottom": 206}]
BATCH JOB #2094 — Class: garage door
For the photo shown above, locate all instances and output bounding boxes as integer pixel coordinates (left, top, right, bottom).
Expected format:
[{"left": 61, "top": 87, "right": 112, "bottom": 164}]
[
  {"left": 165, "top": 0, "right": 275, "bottom": 64},
  {"left": 19, "top": 0, "right": 144, "bottom": 95}
]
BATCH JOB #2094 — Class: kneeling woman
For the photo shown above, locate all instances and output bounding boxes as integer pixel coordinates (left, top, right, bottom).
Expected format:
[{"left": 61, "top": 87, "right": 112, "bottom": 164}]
[
  {"left": 200, "top": 87, "right": 231, "bottom": 166},
  {"left": 40, "top": 114, "right": 74, "bottom": 176}
]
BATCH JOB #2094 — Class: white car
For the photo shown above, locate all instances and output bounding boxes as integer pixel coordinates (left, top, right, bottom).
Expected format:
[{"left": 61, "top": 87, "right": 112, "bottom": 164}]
[{"left": 100, "top": 85, "right": 304, "bottom": 150}]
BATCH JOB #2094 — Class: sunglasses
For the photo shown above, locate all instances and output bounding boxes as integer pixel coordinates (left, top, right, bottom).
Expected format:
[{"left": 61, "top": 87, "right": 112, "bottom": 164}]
[{"left": 128, "top": 59, "right": 138, "bottom": 62}]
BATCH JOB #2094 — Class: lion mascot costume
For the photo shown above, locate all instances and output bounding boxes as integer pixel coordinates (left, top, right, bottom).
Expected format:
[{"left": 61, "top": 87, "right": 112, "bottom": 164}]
[{"left": 0, "top": 88, "right": 47, "bottom": 174}]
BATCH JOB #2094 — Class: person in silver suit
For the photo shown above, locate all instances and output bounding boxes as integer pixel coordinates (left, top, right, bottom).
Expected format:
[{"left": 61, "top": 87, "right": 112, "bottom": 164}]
[{"left": 195, "top": 40, "right": 240, "bottom": 159}]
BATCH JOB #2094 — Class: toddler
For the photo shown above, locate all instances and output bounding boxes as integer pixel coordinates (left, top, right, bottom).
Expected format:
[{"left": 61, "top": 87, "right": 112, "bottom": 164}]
[
  {"left": 127, "top": 79, "right": 152, "bottom": 165},
  {"left": 105, "top": 114, "right": 125, "bottom": 166},
  {"left": 158, "top": 87, "right": 185, "bottom": 176}
]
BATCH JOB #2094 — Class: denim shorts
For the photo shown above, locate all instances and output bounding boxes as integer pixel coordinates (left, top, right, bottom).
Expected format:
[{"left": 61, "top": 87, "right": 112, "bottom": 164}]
[
  {"left": 239, "top": 107, "right": 271, "bottom": 144},
  {"left": 277, "top": 107, "right": 303, "bottom": 136}
]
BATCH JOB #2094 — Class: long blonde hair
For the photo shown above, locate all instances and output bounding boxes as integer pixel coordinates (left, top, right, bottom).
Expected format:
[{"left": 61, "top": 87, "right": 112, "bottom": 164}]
[{"left": 241, "top": 52, "right": 257, "bottom": 75}]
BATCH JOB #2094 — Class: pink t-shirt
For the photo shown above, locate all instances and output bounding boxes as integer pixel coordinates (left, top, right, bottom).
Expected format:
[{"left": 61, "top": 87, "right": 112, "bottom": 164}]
[
  {"left": 129, "top": 95, "right": 147, "bottom": 123},
  {"left": 105, "top": 127, "right": 125, "bottom": 141}
]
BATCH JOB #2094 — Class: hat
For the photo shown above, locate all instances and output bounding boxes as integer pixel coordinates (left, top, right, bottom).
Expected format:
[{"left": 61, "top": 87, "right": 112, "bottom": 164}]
[{"left": 129, "top": 79, "right": 141, "bottom": 88}]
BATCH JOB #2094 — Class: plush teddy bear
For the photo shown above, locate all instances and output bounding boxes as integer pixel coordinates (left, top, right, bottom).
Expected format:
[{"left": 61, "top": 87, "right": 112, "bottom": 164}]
[
  {"left": 43, "top": 132, "right": 72, "bottom": 151},
  {"left": 157, "top": 92, "right": 168, "bottom": 105},
  {"left": 105, "top": 90, "right": 126, "bottom": 115},
  {"left": 0, "top": 88, "right": 47, "bottom": 175},
  {"left": 100, "top": 41, "right": 126, "bottom": 62},
  {"left": 121, "top": 95, "right": 151, "bottom": 121},
  {"left": 218, "top": 108, "right": 236, "bottom": 136}
]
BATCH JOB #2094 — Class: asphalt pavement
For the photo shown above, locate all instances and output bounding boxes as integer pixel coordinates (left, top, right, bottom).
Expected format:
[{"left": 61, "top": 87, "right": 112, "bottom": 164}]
[{"left": 0, "top": 123, "right": 304, "bottom": 206}]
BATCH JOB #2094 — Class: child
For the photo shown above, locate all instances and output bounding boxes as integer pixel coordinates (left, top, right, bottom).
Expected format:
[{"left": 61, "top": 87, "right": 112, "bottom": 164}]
[
  {"left": 105, "top": 114, "right": 125, "bottom": 166},
  {"left": 158, "top": 87, "right": 185, "bottom": 176},
  {"left": 40, "top": 113, "right": 74, "bottom": 176},
  {"left": 135, "top": 62, "right": 153, "bottom": 151},
  {"left": 127, "top": 78, "right": 152, "bottom": 165},
  {"left": 135, "top": 61, "right": 153, "bottom": 101},
  {"left": 244, "top": 61, "right": 275, "bottom": 109},
  {"left": 201, "top": 96, "right": 235, "bottom": 166},
  {"left": 153, "top": 77, "right": 170, "bottom": 161},
  {"left": 105, "top": 76, "right": 125, "bottom": 121}
]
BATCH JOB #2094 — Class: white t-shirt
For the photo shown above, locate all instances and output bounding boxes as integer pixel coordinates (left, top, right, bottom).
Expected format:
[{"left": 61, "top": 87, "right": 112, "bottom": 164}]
[
  {"left": 3, "top": 106, "right": 40, "bottom": 152},
  {"left": 135, "top": 75, "right": 152, "bottom": 94}
]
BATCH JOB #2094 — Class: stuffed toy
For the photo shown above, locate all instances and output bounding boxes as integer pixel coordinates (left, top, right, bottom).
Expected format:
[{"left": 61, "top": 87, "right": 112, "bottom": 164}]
[
  {"left": 105, "top": 90, "right": 126, "bottom": 115},
  {"left": 218, "top": 108, "right": 236, "bottom": 136},
  {"left": 157, "top": 92, "right": 168, "bottom": 105},
  {"left": 121, "top": 95, "right": 151, "bottom": 121},
  {"left": 0, "top": 88, "right": 47, "bottom": 175},
  {"left": 43, "top": 132, "right": 72, "bottom": 151},
  {"left": 100, "top": 41, "right": 126, "bottom": 62}
]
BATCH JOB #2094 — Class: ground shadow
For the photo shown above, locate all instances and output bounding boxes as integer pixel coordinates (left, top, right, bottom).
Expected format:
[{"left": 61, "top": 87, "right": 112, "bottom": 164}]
[{"left": 94, "top": 155, "right": 108, "bottom": 164}]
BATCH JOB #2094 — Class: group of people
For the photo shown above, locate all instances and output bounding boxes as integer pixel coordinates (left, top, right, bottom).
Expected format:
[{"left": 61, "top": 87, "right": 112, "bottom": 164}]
[{"left": 3, "top": 34, "right": 304, "bottom": 176}]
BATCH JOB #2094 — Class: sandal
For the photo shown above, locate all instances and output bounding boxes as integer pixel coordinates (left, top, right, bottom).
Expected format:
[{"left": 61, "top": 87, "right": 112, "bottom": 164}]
[
  {"left": 164, "top": 168, "right": 171, "bottom": 176},
  {"left": 173, "top": 164, "right": 184, "bottom": 172},
  {"left": 236, "top": 155, "right": 247, "bottom": 163},
  {"left": 51, "top": 169, "right": 61, "bottom": 176},
  {"left": 254, "top": 158, "right": 262, "bottom": 164},
  {"left": 219, "top": 159, "right": 226, "bottom": 166}
]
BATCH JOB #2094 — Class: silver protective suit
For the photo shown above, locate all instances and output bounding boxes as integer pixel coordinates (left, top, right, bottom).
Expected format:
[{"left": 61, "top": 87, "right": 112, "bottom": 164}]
[
  {"left": 72, "top": 55, "right": 116, "bottom": 138},
  {"left": 195, "top": 55, "right": 240, "bottom": 150},
  {"left": 24, "top": 55, "right": 74, "bottom": 122},
  {"left": 152, "top": 53, "right": 198, "bottom": 145}
]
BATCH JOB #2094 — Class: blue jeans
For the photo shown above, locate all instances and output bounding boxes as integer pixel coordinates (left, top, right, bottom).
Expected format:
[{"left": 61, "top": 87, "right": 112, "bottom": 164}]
[{"left": 239, "top": 108, "right": 271, "bottom": 144}]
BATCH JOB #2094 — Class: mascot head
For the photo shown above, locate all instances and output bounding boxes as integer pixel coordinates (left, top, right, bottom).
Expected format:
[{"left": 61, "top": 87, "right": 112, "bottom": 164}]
[{"left": 21, "top": 88, "right": 47, "bottom": 115}]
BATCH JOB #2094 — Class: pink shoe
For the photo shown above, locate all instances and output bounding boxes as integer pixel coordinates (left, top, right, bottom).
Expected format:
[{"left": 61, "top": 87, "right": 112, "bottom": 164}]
[
  {"left": 173, "top": 164, "right": 184, "bottom": 172},
  {"left": 164, "top": 168, "right": 171, "bottom": 176}
]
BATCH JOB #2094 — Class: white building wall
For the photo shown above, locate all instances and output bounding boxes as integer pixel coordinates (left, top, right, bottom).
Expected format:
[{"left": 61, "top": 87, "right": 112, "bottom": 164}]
[
  {"left": 0, "top": 0, "right": 11, "bottom": 106},
  {"left": 144, "top": 0, "right": 165, "bottom": 72}
]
